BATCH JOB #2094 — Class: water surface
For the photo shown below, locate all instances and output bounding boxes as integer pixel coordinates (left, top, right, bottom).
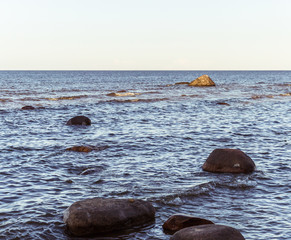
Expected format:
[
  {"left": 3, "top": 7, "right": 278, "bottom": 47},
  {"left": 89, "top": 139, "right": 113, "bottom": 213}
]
[{"left": 0, "top": 71, "right": 290, "bottom": 239}]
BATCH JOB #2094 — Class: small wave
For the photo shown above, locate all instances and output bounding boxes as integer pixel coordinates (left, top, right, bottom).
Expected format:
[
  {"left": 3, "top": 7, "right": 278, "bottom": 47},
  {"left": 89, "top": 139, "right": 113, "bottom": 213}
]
[
  {"left": 251, "top": 94, "right": 274, "bottom": 100},
  {"left": 19, "top": 97, "right": 41, "bottom": 101},
  {"left": 150, "top": 181, "right": 216, "bottom": 205},
  {"left": 0, "top": 98, "right": 12, "bottom": 102},
  {"left": 107, "top": 92, "right": 141, "bottom": 97},
  {"left": 276, "top": 83, "right": 291, "bottom": 87},
  {"left": 45, "top": 95, "right": 88, "bottom": 101},
  {"left": 216, "top": 179, "right": 257, "bottom": 189},
  {"left": 105, "top": 98, "right": 170, "bottom": 104}
]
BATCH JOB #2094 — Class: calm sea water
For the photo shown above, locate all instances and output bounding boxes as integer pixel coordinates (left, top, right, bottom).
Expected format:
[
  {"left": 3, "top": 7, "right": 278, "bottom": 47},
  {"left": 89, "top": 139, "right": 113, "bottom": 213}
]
[{"left": 0, "top": 71, "right": 290, "bottom": 240}]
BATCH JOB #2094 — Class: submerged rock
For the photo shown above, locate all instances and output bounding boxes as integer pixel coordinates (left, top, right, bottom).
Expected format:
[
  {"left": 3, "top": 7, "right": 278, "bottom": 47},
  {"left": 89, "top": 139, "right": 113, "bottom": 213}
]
[
  {"left": 66, "top": 145, "right": 109, "bottom": 153},
  {"left": 21, "top": 106, "right": 35, "bottom": 110},
  {"left": 216, "top": 102, "right": 230, "bottom": 106},
  {"left": 66, "top": 146, "right": 93, "bottom": 153},
  {"left": 175, "top": 82, "right": 189, "bottom": 85},
  {"left": 107, "top": 92, "right": 140, "bottom": 97},
  {"left": 163, "top": 214, "right": 214, "bottom": 233},
  {"left": 279, "top": 92, "right": 291, "bottom": 96},
  {"left": 189, "top": 75, "right": 215, "bottom": 87},
  {"left": 63, "top": 198, "right": 155, "bottom": 237},
  {"left": 202, "top": 149, "right": 255, "bottom": 173},
  {"left": 66, "top": 116, "right": 91, "bottom": 126},
  {"left": 171, "top": 224, "right": 245, "bottom": 240}
]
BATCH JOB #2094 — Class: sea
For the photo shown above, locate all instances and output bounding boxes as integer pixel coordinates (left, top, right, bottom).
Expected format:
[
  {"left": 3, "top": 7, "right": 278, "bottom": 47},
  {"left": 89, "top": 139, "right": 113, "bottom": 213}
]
[{"left": 0, "top": 71, "right": 290, "bottom": 240}]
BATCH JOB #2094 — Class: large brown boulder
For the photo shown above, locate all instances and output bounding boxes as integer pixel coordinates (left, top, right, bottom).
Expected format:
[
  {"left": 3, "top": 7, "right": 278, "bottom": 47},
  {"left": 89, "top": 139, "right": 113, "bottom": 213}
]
[
  {"left": 66, "top": 116, "right": 91, "bottom": 126},
  {"left": 163, "top": 214, "right": 214, "bottom": 233},
  {"left": 202, "top": 149, "right": 255, "bottom": 173},
  {"left": 171, "top": 224, "right": 245, "bottom": 240},
  {"left": 189, "top": 75, "right": 215, "bottom": 86},
  {"left": 63, "top": 198, "right": 155, "bottom": 237}
]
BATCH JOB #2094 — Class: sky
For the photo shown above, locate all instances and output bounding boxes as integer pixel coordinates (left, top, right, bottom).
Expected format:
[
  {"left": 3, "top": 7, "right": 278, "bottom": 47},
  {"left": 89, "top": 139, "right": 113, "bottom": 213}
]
[{"left": 0, "top": 0, "right": 291, "bottom": 70}]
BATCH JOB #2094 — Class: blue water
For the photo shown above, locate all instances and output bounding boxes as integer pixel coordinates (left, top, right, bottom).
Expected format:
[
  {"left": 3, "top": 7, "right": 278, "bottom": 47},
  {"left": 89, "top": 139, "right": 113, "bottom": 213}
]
[{"left": 0, "top": 71, "right": 290, "bottom": 239}]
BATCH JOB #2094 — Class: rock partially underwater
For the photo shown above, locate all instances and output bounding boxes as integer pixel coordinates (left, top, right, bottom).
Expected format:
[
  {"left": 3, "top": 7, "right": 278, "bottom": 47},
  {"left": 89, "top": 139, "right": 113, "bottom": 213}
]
[
  {"left": 202, "top": 148, "right": 255, "bottom": 173},
  {"left": 66, "top": 116, "right": 91, "bottom": 126},
  {"left": 189, "top": 75, "right": 216, "bottom": 87},
  {"left": 163, "top": 214, "right": 214, "bottom": 233},
  {"left": 171, "top": 224, "right": 245, "bottom": 240},
  {"left": 63, "top": 198, "right": 155, "bottom": 237}
]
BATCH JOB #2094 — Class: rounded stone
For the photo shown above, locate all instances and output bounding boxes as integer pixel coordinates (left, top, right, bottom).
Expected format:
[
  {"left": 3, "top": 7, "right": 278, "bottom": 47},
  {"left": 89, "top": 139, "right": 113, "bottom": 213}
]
[
  {"left": 202, "top": 149, "right": 255, "bottom": 173},
  {"left": 171, "top": 224, "right": 245, "bottom": 240},
  {"left": 163, "top": 214, "right": 214, "bottom": 233},
  {"left": 66, "top": 116, "right": 91, "bottom": 126},
  {"left": 63, "top": 198, "right": 155, "bottom": 237}
]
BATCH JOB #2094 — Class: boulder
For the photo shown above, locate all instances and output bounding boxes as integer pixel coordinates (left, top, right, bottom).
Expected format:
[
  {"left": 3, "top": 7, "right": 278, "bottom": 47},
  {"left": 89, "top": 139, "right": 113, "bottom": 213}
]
[
  {"left": 189, "top": 75, "right": 215, "bottom": 87},
  {"left": 171, "top": 224, "right": 245, "bottom": 240},
  {"left": 163, "top": 214, "right": 214, "bottom": 233},
  {"left": 202, "top": 149, "right": 255, "bottom": 173},
  {"left": 66, "top": 116, "right": 91, "bottom": 126},
  {"left": 63, "top": 198, "right": 155, "bottom": 237}
]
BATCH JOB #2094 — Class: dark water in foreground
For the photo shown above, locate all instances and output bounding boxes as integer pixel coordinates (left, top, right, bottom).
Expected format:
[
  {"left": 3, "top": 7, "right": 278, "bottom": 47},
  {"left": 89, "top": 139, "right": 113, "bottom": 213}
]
[{"left": 0, "top": 71, "right": 290, "bottom": 240}]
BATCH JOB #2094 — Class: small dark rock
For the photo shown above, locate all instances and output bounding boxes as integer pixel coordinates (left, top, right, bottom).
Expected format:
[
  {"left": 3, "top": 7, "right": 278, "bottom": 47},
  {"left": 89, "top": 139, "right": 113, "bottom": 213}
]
[
  {"left": 216, "top": 102, "right": 230, "bottom": 106},
  {"left": 21, "top": 106, "right": 35, "bottom": 110},
  {"left": 202, "top": 149, "right": 256, "bottom": 173},
  {"left": 163, "top": 214, "right": 214, "bottom": 234},
  {"left": 175, "top": 82, "right": 189, "bottom": 85},
  {"left": 63, "top": 198, "right": 155, "bottom": 237},
  {"left": 66, "top": 116, "right": 91, "bottom": 126},
  {"left": 171, "top": 224, "right": 245, "bottom": 240},
  {"left": 66, "top": 146, "right": 92, "bottom": 153}
]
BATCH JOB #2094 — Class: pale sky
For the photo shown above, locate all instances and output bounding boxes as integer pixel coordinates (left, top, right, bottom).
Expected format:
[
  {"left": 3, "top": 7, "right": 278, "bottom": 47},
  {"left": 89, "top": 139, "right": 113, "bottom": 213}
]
[{"left": 0, "top": 0, "right": 290, "bottom": 70}]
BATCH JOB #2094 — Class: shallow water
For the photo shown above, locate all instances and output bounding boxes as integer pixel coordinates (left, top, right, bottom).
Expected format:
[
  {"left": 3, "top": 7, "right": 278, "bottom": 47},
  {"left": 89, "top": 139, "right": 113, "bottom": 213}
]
[{"left": 0, "top": 71, "right": 290, "bottom": 239}]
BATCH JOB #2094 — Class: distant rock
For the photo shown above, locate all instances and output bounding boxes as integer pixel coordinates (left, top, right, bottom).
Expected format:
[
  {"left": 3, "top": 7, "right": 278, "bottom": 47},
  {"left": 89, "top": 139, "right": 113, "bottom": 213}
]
[
  {"left": 251, "top": 95, "right": 273, "bottom": 99},
  {"left": 107, "top": 92, "right": 140, "bottom": 97},
  {"left": 66, "top": 145, "right": 109, "bottom": 153},
  {"left": 66, "top": 116, "right": 91, "bottom": 126},
  {"left": 63, "top": 198, "right": 155, "bottom": 237},
  {"left": 189, "top": 75, "right": 215, "bottom": 87},
  {"left": 66, "top": 146, "right": 93, "bottom": 153},
  {"left": 21, "top": 106, "right": 35, "bottom": 110},
  {"left": 163, "top": 214, "right": 214, "bottom": 234},
  {"left": 171, "top": 224, "right": 245, "bottom": 240},
  {"left": 175, "top": 82, "right": 189, "bottom": 85},
  {"left": 202, "top": 149, "right": 255, "bottom": 173},
  {"left": 216, "top": 102, "right": 230, "bottom": 106},
  {"left": 279, "top": 92, "right": 291, "bottom": 96}
]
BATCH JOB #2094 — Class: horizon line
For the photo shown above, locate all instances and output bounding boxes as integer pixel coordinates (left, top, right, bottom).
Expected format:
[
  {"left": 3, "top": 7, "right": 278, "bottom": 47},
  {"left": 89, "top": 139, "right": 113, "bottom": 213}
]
[{"left": 1, "top": 69, "right": 291, "bottom": 72}]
